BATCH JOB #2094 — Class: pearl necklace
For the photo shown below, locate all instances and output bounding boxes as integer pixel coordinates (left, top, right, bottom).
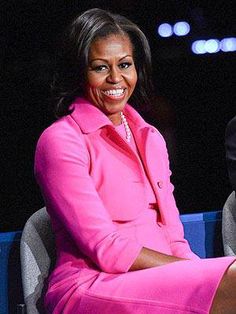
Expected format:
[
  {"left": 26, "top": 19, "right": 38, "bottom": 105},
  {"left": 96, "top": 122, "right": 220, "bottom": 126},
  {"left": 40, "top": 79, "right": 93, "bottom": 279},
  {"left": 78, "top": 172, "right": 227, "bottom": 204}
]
[{"left": 120, "top": 112, "right": 131, "bottom": 142}]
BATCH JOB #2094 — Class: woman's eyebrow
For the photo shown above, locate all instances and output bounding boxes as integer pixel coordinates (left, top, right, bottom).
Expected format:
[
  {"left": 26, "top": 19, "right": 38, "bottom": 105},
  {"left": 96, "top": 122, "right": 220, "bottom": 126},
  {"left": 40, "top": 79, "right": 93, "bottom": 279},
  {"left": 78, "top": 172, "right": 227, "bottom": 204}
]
[
  {"left": 118, "top": 54, "right": 133, "bottom": 61},
  {"left": 90, "top": 54, "right": 133, "bottom": 63},
  {"left": 89, "top": 58, "right": 108, "bottom": 63}
]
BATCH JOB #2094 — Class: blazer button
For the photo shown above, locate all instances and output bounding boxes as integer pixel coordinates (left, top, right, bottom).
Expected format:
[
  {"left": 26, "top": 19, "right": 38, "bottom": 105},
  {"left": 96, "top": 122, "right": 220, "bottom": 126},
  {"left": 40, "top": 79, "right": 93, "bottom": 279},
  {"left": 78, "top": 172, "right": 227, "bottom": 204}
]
[{"left": 157, "top": 181, "right": 163, "bottom": 188}]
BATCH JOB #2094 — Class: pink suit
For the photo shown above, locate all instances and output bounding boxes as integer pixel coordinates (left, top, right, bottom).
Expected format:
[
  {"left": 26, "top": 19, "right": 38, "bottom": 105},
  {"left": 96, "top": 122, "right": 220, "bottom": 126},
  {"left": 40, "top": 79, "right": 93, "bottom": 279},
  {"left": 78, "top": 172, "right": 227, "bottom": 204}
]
[{"left": 35, "top": 97, "right": 235, "bottom": 313}]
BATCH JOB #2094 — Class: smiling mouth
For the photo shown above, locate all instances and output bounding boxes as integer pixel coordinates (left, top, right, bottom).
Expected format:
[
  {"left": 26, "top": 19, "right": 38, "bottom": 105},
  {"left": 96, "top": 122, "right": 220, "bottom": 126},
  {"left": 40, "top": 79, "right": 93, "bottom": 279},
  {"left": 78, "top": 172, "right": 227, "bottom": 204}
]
[{"left": 103, "top": 88, "right": 126, "bottom": 97}]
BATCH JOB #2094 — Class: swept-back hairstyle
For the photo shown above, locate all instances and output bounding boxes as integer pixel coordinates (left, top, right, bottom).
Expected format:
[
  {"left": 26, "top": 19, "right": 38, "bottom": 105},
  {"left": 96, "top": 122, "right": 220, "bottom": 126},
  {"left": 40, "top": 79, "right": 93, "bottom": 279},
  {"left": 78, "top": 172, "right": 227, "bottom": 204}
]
[{"left": 53, "top": 8, "right": 154, "bottom": 117}]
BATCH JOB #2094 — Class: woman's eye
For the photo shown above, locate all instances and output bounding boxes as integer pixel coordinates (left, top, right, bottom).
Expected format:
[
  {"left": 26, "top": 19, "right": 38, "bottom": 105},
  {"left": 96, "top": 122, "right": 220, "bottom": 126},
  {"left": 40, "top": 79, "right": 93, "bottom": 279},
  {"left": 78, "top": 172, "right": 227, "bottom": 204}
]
[
  {"left": 119, "top": 62, "right": 132, "bottom": 69},
  {"left": 94, "top": 65, "right": 107, "bottom": 72}
]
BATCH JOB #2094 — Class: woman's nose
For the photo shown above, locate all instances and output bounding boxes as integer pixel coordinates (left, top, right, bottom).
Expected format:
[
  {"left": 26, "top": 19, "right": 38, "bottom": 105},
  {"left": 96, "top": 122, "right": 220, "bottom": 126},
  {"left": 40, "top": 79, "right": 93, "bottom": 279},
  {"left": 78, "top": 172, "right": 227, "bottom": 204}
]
[{"left": 107, "top": 67, "right": 122, "bottom": 84}]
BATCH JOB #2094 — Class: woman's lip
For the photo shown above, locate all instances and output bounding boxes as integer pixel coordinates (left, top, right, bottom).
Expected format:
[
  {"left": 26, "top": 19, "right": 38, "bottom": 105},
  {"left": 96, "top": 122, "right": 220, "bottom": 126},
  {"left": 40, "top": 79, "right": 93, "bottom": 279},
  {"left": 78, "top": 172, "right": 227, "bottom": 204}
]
[
  {"left": 102, "top": 92, "right": 126, "bottom": 100},
  {"left": 102, "top": 88, "right": 125, "bottom": 95},
  {"left": 102, "top": 88, "right": 126, "bottom": 100}
]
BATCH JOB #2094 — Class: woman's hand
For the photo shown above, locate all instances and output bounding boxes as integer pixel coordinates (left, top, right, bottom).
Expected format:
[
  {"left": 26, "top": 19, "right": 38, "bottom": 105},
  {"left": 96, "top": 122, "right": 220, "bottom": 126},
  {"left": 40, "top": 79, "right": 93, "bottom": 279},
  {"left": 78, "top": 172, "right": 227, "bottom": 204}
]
[{"left": 129, "top": 247, "right": 189, "bottom": 271}]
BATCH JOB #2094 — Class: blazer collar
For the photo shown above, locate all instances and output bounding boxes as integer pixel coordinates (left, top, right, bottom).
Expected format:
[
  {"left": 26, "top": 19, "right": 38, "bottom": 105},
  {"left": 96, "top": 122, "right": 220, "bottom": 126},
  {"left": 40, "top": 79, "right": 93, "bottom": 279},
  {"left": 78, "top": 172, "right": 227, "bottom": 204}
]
[{"left": 70, "top": 97, "right": 150, "bottom": 133}]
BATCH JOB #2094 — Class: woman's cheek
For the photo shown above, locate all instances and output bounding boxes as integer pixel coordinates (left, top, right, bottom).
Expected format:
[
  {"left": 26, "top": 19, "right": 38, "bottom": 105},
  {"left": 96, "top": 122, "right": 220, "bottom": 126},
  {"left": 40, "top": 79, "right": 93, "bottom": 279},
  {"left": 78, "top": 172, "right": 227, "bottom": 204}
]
[{"left": 90, "top": 87, "right": 104, "bottom": 107}]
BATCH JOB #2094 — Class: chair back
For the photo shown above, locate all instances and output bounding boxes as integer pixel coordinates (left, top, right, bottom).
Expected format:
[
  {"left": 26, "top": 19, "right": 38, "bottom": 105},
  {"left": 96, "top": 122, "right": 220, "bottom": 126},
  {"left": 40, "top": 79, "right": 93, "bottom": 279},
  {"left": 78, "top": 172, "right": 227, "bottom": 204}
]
[
  {"left": 181, "top": 210, "right": 223, "bottom": 258},
  {"left": 20, "top": 207, "right": 56, "bottom": 314},
  {"left": 222, "top": 191, "right": 236, "bottom": 256}
]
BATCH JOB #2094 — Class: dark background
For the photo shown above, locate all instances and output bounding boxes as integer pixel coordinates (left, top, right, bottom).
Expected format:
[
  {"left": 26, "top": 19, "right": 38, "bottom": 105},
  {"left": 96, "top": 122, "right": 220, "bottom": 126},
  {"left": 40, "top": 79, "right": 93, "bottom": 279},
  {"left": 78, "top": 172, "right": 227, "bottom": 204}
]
[{"left": 1, "top": 0, "right": 235, "bottom": 231}]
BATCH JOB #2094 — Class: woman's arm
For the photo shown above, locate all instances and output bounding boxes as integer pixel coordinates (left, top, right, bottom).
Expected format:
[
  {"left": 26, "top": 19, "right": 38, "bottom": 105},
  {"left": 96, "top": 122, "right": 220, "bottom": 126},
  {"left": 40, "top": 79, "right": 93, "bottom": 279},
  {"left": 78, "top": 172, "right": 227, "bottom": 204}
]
[
  {"left": 35, "top": 122, "right": 143, "bottom": 274},
  {"left": 129, "top": 247, "right": 188, "bottom": 271}
]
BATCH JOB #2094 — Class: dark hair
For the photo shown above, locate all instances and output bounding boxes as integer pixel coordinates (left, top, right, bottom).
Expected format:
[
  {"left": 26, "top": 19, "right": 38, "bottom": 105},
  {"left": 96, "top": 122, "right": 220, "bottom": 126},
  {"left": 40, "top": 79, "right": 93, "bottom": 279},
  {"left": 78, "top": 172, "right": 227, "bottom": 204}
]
[{"left": 52, "top": 8, "right": 154, "bottom": 117}]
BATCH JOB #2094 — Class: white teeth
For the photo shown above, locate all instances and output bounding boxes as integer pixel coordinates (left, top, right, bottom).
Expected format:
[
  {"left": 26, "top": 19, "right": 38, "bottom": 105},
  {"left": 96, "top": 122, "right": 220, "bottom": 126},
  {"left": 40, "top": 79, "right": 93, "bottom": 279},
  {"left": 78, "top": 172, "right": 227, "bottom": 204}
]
[{"left": 104, "top": 89, "right": 124, "bottom": 96}]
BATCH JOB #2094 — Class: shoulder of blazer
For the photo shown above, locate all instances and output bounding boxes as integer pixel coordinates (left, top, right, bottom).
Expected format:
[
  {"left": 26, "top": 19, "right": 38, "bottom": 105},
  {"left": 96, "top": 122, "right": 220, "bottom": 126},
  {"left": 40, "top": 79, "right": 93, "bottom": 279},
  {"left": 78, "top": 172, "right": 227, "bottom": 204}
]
[
  {"left": 123, "top": 104, "right": 167, "bottom": 146},
  {"left": 35, "top": 115, "right": 90, "bottom": 165},
  {"left": 38, "top": 115, "right": 85, "bottom": 143}
]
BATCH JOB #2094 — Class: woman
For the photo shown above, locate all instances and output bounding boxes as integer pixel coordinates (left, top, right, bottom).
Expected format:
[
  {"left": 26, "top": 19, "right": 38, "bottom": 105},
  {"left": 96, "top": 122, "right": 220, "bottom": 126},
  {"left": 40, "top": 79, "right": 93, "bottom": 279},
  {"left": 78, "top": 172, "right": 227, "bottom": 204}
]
[{"left": 35, "top": 8, "right": 236, "bottom": 313}]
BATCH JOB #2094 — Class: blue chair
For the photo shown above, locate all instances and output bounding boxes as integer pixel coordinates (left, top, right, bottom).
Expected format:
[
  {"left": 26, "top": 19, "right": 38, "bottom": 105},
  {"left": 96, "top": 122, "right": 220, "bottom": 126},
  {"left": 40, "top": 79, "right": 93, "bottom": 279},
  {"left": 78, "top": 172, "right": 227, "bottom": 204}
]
[
  {"left": 0, "top": 231, "right": 23, "bottom": 314},
  {"left": 181, "top": 210, "right": 223, "bottom": 258},
  {"left": 0, "top": 210, "right": 224, "bottom": 314}
]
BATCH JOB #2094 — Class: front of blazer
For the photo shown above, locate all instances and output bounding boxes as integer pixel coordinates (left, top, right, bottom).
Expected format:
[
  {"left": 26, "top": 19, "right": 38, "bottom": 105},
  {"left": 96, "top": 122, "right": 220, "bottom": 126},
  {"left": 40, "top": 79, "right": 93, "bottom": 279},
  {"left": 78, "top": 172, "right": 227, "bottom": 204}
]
[{"left": 35, "top": 97, "right": 197, "bottom": 276}]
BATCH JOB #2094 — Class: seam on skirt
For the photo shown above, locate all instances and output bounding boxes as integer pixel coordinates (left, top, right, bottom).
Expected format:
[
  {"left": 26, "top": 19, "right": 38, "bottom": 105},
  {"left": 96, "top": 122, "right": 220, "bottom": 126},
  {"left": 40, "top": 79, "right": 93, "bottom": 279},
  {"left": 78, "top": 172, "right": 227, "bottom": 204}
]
[{"left": 77, "top": 286, "right": 208, "bottom": 314}]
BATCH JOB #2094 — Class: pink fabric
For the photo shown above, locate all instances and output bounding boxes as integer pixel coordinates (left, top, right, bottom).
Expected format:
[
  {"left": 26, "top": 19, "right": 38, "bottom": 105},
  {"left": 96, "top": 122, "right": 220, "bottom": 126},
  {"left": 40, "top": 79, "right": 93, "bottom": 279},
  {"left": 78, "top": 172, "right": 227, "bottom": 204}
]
[
  {"left": 115, "top": 123, "right": 157, "bottom": 205},
  {"left": 35, "top": 97, "right": 235, "bottom": 313}
]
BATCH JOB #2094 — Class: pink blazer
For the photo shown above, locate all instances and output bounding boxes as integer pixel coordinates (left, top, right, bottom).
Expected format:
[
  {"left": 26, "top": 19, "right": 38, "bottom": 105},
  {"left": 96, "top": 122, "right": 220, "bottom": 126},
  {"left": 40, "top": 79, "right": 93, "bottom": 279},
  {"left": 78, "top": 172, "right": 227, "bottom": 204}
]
[{"left": 35, "top": 97, "right": 198, "bottom": 275}]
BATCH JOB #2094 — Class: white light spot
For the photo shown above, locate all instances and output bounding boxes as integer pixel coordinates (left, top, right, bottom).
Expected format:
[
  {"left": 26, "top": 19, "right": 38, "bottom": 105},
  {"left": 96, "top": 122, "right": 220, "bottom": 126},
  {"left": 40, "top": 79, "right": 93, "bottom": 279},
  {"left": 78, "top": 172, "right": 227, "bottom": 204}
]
[
  {"left": 173, "top": 21, "right": 190, "bottom": 36},
  {"left": 157, "top": 23, "right": 173, "bottom": 37},
  {"left": 191, "top": 40, "right": 206, "bottom": 54},
  {"left": 205, "top": 39, "right": 220, "bottom": 53},
  {"left": 220, "top": 37, "right": 236, "bottom": 52}
]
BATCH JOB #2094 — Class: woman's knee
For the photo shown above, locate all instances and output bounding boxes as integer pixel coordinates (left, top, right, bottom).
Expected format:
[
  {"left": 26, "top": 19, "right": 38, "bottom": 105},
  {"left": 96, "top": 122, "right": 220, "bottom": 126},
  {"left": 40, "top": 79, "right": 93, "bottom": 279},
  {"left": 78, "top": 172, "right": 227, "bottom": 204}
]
[
  {"left": 228, "top": 260, "right": 236, "bottom": 272},
  {"left": 210, "top": 261, "right": 236, "bottom": 313},
  {"left": 220, "top": 261, "right": 236, "bottom": 291},
  {"left": 225, "top": 261, "right": 236, "bottom": 282}
]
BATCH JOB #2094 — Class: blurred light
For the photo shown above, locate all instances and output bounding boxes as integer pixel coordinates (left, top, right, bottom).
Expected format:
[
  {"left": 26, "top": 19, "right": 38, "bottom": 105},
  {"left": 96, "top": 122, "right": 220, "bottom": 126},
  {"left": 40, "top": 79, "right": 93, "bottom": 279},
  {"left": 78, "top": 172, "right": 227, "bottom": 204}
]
[
  {"left": 191, "top": 40, "right": 206, "bottom": 54},
  {"left": 220, "top": 37, "right": 236, "bottom": 52},
  {"left": 205, "top": 39, "right": 220, "bottom": 53},
  {"left": 173, "top": 21, "right": 190, "bottom": 36},
  {"left": 192, "top": 37, "right": 236, "bottom": 54},
  {"left": 157, "top": 23, "right": 173, "bottom": 37}
]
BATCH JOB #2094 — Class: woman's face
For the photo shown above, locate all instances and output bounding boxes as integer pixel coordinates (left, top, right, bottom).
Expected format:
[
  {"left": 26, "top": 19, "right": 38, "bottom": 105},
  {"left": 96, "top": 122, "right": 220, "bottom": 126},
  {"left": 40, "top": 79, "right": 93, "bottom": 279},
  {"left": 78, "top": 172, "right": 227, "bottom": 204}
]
[{"left": 85, "top": 34, "right": 137, "bottom": 125}]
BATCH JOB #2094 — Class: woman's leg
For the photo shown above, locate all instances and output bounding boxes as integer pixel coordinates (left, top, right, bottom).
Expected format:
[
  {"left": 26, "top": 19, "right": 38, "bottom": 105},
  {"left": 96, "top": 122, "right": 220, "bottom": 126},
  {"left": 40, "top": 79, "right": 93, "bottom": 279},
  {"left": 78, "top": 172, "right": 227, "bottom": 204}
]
[
  {"left": 82, "top": 258, "right": 235, "bottom": 314},
  {"left": 210, "top": 261, "right": 236, "bottom": 314}
]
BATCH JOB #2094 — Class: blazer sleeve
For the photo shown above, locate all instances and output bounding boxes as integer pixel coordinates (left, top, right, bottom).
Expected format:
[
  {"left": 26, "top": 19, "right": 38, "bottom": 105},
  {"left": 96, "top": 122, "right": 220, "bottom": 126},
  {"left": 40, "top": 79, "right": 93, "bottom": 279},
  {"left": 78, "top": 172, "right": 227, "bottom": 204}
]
[
  {"left": 34, "top": 122, "right": 142, "bottom": 274},
  {"left": 225, "top": 116, "right": 236, "bottom": 192}
]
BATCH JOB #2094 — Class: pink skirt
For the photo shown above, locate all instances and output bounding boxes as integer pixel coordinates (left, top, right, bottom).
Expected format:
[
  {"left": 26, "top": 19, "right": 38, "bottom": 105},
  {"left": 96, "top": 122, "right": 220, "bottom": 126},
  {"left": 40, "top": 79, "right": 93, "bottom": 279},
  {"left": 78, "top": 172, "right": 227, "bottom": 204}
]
[{"left": 45, "top": 209, "right": 236, "bottom": 313}]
